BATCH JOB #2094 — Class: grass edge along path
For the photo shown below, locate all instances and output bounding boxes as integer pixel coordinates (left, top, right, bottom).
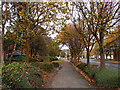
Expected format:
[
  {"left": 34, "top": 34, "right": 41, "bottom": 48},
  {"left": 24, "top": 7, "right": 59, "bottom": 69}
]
[
  {"left": 94, "top": 59, "right": 120, "bottom": 64},
  {"left": 70, "top": 61, "right": 120, "bottom": 89}
]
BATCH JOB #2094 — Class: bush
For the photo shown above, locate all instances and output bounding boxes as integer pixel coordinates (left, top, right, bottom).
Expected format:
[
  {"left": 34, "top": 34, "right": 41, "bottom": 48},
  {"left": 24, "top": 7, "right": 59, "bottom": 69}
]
[
  {"left": 4, "top": 58, "right": 9, "bottom": 61},
  {"left": 4, "top": 56, "right": 25, "bottom": 65},
  {"left": 41, "top": 62, "right": 54, "bottom": 72},
  {"left": 84, "top": 65, "right": 100, "bottom": 78},
  {"left": 105, "top": 59, "right": 113, "bottom": 61},
  {"left": 31, "top": 62, "right": 54, "bottom": 73},
  {"left": 38, "top": 56, "right": 49, "bottom": 62},
  {"left": 49, "top": 56, "right": 58, "bottom": 62},
  {"left": 52, "top": 62, "right": 59, "bottom": 68},
  {"left": 10, "top": 56, "right": 25, "bottom": 62},
  {"left": 52, "top": 59, "right": 64, "bottom": 66},
  {"left": 70, "top": 60, "right": 74, "bottom": 64},
  {"left": 29, "top": 57, "right": 39, "bottom": 62},
  {"left": 76, "top": 62, "right": 87, "bottom": 71},
  {"left": 95, "top": 68, "right": 120, "bottom": 88},
  {"left": 2, "top": 62, "right": 44, "bottom": 89}
]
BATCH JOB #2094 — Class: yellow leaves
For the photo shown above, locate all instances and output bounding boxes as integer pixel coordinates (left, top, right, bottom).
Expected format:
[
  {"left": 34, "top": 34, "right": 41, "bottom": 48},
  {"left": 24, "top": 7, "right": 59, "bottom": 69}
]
[
  {"left": 41, "top": 84, "right": 44, "bottom": 87},
  {"left": 51, "top": 9, "right": 56, "bottom": 12},
  {"left": 109, "top": 18, "right": 112, "bottom": 21},
  {"left": 92, "top": 13, "right": 96, "bottom": 16},
  {"left": 18, "top": 11, "right": 23, "bottom": 16},
  {"left": 102, "top": 2, "right": 104, "bottom": 4},
  {"left": 105, "top": 7, "right": 108, "bottom": 9},
  {"left": 113, "top": 5, "right": 115, "bottom": 7},
  {"left": 26, "top": 72, "right": 28, "bottom": 74}
]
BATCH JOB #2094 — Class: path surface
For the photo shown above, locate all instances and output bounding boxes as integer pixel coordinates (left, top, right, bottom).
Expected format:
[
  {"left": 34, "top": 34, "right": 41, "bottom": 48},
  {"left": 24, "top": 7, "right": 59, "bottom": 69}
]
[{"left": 45, "top": 59, "right": 94, "bottom": 88}]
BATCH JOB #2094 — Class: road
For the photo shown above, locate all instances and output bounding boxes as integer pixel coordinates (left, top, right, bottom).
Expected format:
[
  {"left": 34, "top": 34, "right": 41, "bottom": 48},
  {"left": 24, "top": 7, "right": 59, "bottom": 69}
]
[{"left": 81, "top": 59, "right": 120, "bottom": 69}]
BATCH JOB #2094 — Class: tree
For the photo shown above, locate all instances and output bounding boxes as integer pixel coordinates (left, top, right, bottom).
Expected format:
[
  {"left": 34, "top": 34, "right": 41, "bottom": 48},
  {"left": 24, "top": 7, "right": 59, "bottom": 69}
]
[
  {"left": 1, "top": 2, "right": 9, "bottom": 65},
  {"left": 60, "top": 50, "right": 66, "bottom": 58},
  {"left": 73, "top": 2, "right": 119, "bottom": 69},
  {"left": 8, "top": 2, "right": 69, "bottom": 62},
  {"left": 57, "top": 24, "right": 84, "bottom": 62},
  {"left": 69, "top": 3, "right": 96, "bottom": 66},
  {"left": 46, "top": 37, "right": 60, "bottom": 57},
  {"left": 30, "top": 35, "right": 49, "bottom": 57}
]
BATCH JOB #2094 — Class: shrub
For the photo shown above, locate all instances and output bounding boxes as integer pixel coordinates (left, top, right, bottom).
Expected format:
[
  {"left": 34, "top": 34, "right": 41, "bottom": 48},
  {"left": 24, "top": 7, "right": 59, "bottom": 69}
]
[
  {"left": 41, "top": 62, "right": 54, "bottom": 72},
  {"left": 84, "top": 65, "right": 100, "bottom": 78},
  {"left": 70, "top": 60, "right": 74, "bottom": 63},
  {"left": 29, "top": 58, "right": 38, "bottom": 62},
  {"left": 52, "top": 59, "right": 64, "bottom": 66},
  {"left": 39, "top": 56, "right": 49, "bottom": 62},
  {"left": 49, "top": 56, "right": 58, "bottom": 62},
  {"left": 95, "top": 68, "right": 120, "bottom": 88},
  {"left": 52, "top": 62, "right": 59, "bottom": 68},
  {"left": 31, "top": 62, "right": 54, "bottom": 73},
  {"left": 12, "top": 56, "right": 25, "bottom": 62},
  {"left": 73, "top": 62, "right": 78, "bottom": 66},
  {"left": 76, "top": 62, "right": 87, "bottom": 71},
  {"left": 2, "top": 62, "right": 44, "bottom": 89},
  {"left": 4, "top": 58, "right": 9, "bottom": 61}
]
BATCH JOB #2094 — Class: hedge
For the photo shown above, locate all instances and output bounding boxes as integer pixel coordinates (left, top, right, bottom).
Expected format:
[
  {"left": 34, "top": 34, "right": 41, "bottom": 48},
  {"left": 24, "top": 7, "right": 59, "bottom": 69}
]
[{"left": 2, "top": 62, "right": 44, "bottom": 89}]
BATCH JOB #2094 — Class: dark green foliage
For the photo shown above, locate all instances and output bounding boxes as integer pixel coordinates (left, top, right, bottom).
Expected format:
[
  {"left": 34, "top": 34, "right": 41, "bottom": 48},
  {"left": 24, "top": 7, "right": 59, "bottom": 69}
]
[
  {"left": 105, "top": 59, "right": 113, "bottom": 61},
  {"left": 15, "top": 56, "right": 25, "bottom": 61},
  {"left": 29, "top": 57, "right": 39, "bottom": 62},
  {"left": 75, "top": 62, "right": 120, "bottom": 88},
  {"left": 4, "top": 56, "right": 25, "bottom": 65},
  {"left": 31, "top": 62, "right": 54, "bottom": 73},
  {"left": 39, "top": 56, "right": 50, "bottom": 62},
  {"left": 74, "top": 62, "right": 78, "bottom": 66},
  {"left": 76, "top": 62, "right": 87, "bottom": 71},
  {"left": 4, "top": 58, "right": 9, "bottom": 61},
  {"left": 95, "top": 68, "right": 120, "bottom": 88},
  {"left": 52, "top": 62, "right": 59, "bottom": 68},
  {"left": 40, "top": 62, "right": 54, "bottom": 72},
  {"left": 84, "top": 65, "right": 100, "bottom": 78},
  {"left": 70, "top": 60, "right": 74, "bottom": 63},
  {"left": 50, "top": 56, "right": 58, "bottom": 62},
  {"left": 70, "top": 60, "right": 78, "bottom": 66},
  {"left": 2, "top": 62, "right": 44, "bottom": 89}
]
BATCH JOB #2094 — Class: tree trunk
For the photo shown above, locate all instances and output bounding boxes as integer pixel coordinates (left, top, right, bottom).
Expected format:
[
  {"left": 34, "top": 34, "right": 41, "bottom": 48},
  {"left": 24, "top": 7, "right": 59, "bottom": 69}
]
[
  {"left": 9, "top": 43, "right": 16, "bottom": 63},
  {"left": 99, "top": 31, "right": 105, "bottom": 69},
  {"left": 0, "top": 37, "right": 4, "bottom": 66},
  {"left": 31, "top": 48, "right": 33, "bottom": 57},
  {"left": 74, "top": 54, "right": 77, "bottom": 62},
  {"left": 110, "top": 51, "right": 111, "bottom": 60},
  {"left": 100, "top": 48, "right": 105, "bottom": 69},
  {"left": 1, "top": 25, "right": 4, "bottom": 65},
  {"left": 71, "top": 55, "right": 73, "bottom": 61},
  {"left": 1, "top": 2, "right": 8, "bottom": 66},
  {"left": 99, "top": 40, "right": 105, "bottom": 69},
  {"left": 25, "top": 38, "right": 30, "bottom": 62},
  {"left": 87, "top": 48, "right": 90, "bottom": 66},
  {"left": 106, "top": 54, "right": 108, "bottom": 60},
  {"left": 77, "top": 56, "right": 80, "bottom": 62}
]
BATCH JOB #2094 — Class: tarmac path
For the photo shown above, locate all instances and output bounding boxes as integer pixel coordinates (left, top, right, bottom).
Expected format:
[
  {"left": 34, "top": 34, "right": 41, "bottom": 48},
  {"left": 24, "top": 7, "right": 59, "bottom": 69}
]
[{"left": 45, "top": 59, "right": 94, "bottom": 88}]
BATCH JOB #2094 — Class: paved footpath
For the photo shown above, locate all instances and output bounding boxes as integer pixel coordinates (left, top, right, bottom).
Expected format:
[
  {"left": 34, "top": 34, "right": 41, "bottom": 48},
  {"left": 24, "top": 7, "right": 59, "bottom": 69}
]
[{"left": 45, "top": 59, "right": 95, "bottom": 88}]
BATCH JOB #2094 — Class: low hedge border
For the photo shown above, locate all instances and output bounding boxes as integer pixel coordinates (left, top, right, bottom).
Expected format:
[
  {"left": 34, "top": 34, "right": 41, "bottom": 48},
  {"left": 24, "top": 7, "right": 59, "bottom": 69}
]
[
  {"left": 70, "top": 61, "right": 120, "bottom": 88},
  {"left": 70, "top": 62, "right": 96, "bottom": 83}
]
